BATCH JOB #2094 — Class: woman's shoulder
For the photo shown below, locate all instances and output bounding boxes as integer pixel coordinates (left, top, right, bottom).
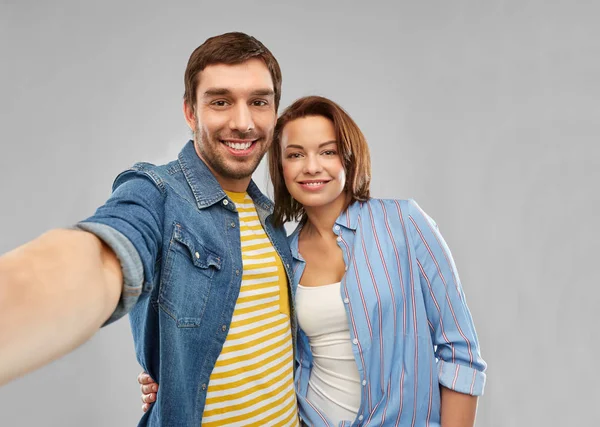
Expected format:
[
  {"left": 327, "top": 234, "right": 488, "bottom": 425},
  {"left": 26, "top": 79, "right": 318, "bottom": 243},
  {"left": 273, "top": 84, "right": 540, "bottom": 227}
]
[
  {"left": 358, "top": 197, "right": 419, "bottom": 214},
  {"left": 354, "top": 198, "right": 436, "bottom": 231}
]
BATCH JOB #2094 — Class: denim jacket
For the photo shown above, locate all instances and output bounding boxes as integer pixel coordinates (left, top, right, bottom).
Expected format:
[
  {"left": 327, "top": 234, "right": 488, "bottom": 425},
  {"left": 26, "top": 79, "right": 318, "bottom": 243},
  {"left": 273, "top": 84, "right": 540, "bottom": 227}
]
[{"left": 77, "top": 140, "right": 295, "bottom": 426}]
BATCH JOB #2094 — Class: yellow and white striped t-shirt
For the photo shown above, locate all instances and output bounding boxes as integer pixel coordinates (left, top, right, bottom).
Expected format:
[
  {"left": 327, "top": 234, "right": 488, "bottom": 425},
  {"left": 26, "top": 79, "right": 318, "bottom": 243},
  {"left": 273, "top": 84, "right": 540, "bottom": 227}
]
[{"left": 201, "top": 191, "right": 299, "bottom": 427}]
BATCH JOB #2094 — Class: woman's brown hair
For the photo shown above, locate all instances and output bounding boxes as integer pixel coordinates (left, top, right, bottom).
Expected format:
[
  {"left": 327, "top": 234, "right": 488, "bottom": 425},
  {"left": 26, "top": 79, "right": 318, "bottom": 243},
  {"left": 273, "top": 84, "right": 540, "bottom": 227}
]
[{"left": 269, "top": 96, "right": 371, "bottom": 227}]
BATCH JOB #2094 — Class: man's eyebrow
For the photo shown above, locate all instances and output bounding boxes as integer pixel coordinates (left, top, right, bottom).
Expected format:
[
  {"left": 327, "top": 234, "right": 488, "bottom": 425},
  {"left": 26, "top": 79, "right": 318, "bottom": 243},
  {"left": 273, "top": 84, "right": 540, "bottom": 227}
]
[
  {"left": 250, "top": 89, "right": 275, "bottom": 97},
  {"left": 203, "top": 88, "right": 231, "bottom": 97},
  {"left": 202, "top": 88, "right": 275, "bottom": 97},
  {"left": 285, "top": 141, "right": 337, "bottom": 150}
]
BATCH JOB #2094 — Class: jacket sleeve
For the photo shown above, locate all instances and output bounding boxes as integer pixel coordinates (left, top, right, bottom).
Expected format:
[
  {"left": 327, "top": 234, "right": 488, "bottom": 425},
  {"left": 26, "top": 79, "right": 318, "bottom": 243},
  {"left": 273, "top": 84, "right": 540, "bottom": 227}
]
[
  {"left": 407, "top": 199, "right": 487, "bottom": 395},
  {"left": 76, "top": 168, "right": 165, "bottom": 326}
]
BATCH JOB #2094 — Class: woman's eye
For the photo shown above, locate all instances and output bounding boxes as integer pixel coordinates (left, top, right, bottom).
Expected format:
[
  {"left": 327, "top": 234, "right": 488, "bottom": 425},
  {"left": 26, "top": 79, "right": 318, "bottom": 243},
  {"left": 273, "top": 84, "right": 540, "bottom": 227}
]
[{"left": 323, "top": 150, "right": 337, "bottom": 156}]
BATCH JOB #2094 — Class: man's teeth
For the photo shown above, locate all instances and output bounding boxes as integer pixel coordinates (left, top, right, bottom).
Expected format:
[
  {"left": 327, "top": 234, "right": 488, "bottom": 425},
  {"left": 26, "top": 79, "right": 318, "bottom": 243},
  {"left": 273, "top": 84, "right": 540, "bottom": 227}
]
[{"left": 224, "top": 141, "right": 252, "bottom": 150}]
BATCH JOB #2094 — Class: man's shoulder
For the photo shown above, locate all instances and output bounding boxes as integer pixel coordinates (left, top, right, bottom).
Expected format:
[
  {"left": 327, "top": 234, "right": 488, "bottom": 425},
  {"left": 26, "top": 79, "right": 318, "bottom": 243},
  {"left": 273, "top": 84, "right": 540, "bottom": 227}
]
[
  {"left": 112, "top": 159, "right": 184, "bottom": 195},
  {"left": 127, "top": 158, "right": 181, "bottom": 182}
]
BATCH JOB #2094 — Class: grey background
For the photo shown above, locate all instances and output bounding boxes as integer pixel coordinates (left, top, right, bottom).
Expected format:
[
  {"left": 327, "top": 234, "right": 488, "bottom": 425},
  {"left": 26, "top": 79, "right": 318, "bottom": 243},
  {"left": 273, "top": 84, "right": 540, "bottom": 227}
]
[{"left": 1, "top": 1, "right": 598, "bottom": 426}]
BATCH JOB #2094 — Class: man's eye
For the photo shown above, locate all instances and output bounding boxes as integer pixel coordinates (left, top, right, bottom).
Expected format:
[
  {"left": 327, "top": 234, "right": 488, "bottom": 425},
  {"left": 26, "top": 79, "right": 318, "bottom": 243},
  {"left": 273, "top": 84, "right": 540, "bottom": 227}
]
[
  {"left": 253, "top": 100, "right": 268, "bottom": 107},
  {"left": 212, "top": 100, "right": 228, "bottom": 107}
]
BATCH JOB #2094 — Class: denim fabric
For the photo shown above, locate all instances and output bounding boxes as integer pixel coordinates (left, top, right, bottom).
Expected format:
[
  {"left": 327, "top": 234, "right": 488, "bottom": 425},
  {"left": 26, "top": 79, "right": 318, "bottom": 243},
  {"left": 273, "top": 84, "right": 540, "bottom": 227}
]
[{"left": 78, "top": 140, "right": 295, "bottom": 426}]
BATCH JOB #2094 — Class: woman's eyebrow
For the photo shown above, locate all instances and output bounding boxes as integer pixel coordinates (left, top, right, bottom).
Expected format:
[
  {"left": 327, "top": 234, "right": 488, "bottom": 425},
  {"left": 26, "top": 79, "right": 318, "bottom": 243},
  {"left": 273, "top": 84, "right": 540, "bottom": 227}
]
[{"left": 285, "top": 140, "right": 337, "bottom": 150}]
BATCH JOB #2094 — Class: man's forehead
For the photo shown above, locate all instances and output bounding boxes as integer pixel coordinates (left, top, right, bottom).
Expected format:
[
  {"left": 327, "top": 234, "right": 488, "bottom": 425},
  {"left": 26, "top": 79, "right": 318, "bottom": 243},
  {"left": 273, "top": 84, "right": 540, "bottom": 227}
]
[{"left": 197, "top": 59, "right": 274, "bottom": 96}]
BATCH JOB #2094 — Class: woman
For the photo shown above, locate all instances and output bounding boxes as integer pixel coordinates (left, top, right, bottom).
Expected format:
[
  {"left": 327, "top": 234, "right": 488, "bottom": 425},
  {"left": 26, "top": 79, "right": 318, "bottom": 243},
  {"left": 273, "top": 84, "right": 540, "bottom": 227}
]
[{"left": 140, "top": 96, "right": 487, "bottom": 426}]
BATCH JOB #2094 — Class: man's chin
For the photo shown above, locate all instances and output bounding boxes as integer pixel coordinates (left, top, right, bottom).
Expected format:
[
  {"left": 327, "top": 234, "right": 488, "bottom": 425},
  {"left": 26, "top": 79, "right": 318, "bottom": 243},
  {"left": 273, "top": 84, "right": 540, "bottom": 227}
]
[
  {"left": 216, "top": 160, "right": 260, "bottom": 181},
  {"left": 198, "top": 141, "right": 267, "bottom": 181}
]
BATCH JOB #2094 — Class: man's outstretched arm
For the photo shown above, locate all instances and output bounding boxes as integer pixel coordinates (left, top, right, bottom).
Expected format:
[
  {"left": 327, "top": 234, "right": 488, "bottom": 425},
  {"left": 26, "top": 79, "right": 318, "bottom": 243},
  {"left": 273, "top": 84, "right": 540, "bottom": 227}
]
[{"left": 0, "top": 228, "right": 122, "bottom": 386}]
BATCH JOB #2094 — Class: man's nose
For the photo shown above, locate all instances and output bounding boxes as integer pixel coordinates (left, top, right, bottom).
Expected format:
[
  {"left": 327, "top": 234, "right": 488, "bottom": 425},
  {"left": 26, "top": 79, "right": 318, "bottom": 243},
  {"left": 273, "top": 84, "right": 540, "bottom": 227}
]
[{"left": 229, "top": 103, "right": 255, "bottom": 133}]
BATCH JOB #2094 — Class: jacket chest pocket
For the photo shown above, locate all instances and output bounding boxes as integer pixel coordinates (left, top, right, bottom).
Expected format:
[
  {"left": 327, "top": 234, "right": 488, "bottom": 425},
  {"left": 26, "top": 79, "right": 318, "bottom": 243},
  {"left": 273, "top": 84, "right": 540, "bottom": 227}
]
[{"left": 159, "top": 223, "right": 223, "bottom": 327}]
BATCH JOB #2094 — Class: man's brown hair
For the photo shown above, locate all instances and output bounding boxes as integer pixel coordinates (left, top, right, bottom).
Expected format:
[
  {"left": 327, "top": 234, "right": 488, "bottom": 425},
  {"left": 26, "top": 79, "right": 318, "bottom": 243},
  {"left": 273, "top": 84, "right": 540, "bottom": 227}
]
[
  {"left": 184, "top": 32, "right": 282, "bottom": 111},
  {"left": 269, "top": 96, "right": 371, "bottom": 227}
]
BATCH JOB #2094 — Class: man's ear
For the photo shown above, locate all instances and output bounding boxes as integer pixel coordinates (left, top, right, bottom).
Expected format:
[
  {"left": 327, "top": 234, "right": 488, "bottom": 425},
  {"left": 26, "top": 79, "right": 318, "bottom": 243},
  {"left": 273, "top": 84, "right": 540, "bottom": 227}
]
[{"left": 183, "top": 101, "right": 196, "bottom": 130}]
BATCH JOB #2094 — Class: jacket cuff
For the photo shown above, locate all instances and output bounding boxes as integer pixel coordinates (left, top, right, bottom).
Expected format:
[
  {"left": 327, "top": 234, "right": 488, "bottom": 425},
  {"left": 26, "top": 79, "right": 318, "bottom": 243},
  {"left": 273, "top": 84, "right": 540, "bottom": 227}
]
[{"left": 75, "top": 222, "right": 144, "bottom": 326}]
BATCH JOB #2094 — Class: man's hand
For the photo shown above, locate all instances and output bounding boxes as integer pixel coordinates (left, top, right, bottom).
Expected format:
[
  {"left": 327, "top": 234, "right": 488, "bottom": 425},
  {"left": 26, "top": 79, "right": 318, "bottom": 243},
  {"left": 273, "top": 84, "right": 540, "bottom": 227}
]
[
  {"left": 0, "top": 229, "right": 123, "bottom": 386},
  {"left": 138, "top": 371, "right": 159, "bottom": 412}
]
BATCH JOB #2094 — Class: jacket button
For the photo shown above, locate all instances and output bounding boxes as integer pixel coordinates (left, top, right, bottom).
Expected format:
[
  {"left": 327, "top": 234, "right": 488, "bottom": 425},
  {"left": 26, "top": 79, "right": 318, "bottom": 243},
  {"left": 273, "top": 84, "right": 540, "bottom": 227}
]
[
  {"left": 223, "top": 199, "right": 229, "bottom": 206},
  {"left": 222, "top": 325, "right": 227, "bottom": 332},
  {"left": 195, "top": 252, "right": 200, "bottom": 259},
  {"left": 201, "top": 383, "right": 207, "bottom": 391},
  {"left": 235, "top": 270, "right": 240, "bottom": 276},
  {"left": 230, "top": 222, "right": 236, "bottom": 228}
]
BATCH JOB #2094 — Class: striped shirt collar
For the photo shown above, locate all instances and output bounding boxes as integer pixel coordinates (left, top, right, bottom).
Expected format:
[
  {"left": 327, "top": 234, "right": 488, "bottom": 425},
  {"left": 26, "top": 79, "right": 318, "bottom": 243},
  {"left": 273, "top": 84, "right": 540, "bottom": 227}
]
[
  {"left": 335, "top": 200, "right": 362, "bottom": 231},
  {"left": 288, "top": 201, "right": 362, "bottom": 261}
]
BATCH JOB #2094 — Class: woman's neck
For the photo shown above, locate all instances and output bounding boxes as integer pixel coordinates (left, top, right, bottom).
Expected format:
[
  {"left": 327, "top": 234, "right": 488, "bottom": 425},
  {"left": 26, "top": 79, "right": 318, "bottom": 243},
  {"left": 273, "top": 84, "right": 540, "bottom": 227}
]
[{"left": 302, "top": 193, "right": 351, "bottom": 239}]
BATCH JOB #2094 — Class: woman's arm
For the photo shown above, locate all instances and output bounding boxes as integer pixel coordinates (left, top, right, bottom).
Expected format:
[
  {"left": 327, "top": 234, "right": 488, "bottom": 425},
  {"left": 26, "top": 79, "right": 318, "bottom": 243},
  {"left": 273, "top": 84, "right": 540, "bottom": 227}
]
[
  {"left": 441, "top": 386, "right": 478, "bottom": 427},
  {"left": 406, "top": 200, "right": 487, "bottom": 421}
]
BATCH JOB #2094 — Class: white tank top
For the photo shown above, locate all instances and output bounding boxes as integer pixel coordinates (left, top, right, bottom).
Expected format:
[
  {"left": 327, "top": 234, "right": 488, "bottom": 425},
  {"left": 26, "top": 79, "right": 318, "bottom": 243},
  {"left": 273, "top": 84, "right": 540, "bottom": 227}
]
[{"left": 295, "top": 282, "right": 361, "bottom": 425}]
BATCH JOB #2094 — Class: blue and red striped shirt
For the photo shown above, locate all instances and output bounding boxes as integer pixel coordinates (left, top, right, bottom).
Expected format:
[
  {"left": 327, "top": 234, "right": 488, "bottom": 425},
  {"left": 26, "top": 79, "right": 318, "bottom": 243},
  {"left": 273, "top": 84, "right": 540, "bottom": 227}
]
[{"left": 289, "top": 199, "right": 487, "bottom": 427}]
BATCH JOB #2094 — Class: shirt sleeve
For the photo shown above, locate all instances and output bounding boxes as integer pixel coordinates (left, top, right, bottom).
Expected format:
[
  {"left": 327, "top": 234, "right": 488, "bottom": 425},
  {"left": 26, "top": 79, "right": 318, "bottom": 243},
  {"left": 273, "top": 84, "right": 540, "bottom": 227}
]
[
  {"left": 407, "top": 199, "right": 487, "bottom": 396},
  {"left": 75, "top": 169, "right": 165, "bottom": 326}
]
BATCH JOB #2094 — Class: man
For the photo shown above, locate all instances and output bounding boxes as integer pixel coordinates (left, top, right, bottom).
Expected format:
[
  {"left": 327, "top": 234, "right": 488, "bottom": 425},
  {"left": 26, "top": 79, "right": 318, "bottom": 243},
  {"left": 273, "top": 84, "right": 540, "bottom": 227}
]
[{"left": 0, "top": 32, "right": 299, "bottom": 426}]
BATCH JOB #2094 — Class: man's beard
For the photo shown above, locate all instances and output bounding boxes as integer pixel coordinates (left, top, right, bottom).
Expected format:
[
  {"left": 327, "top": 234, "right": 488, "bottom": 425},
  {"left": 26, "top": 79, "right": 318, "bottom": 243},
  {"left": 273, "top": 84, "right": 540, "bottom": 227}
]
[{"left": 194, "top": 124, "right": 271, "bottom": 180}]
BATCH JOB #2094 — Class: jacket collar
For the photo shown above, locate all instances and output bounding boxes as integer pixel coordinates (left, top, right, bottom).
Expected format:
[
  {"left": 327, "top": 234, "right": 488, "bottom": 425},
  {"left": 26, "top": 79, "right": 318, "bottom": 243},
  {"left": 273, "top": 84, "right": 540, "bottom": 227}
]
[{"left": 177, "top": 140, "right": 274, "bottom": 211}]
